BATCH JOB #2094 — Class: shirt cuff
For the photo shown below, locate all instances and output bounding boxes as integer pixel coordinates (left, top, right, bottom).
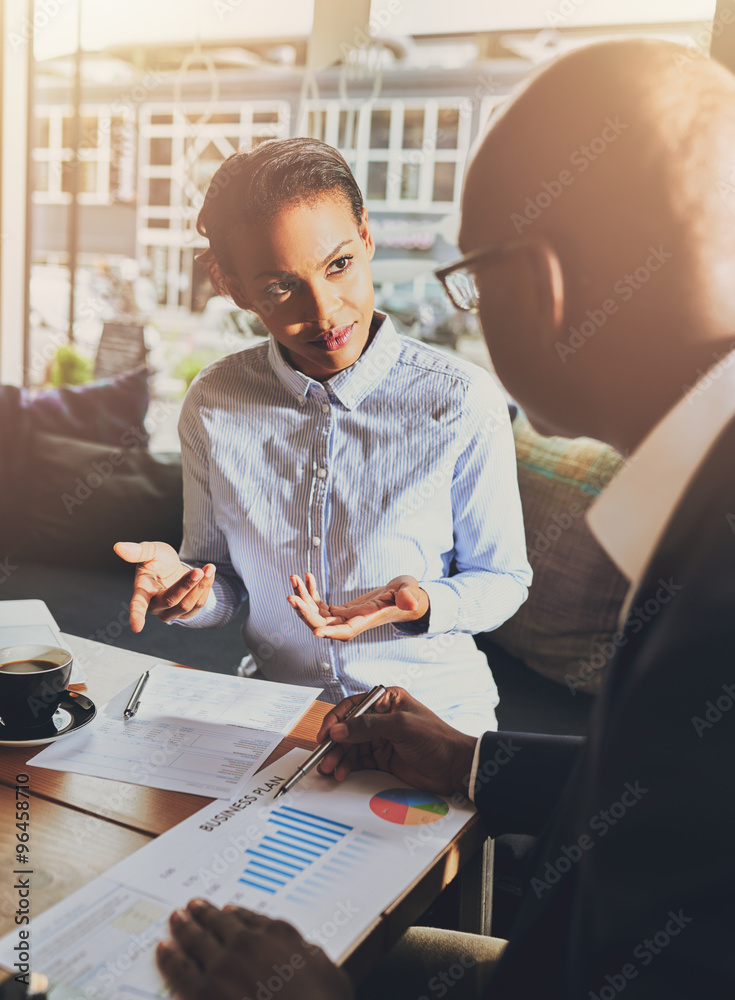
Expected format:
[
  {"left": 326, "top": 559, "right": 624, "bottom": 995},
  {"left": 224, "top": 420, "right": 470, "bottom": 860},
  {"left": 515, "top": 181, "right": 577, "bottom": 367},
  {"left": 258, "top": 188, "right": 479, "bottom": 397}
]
[
  {"left": 419, "top": 580, "right": 461, "bottom": 635},
  {"left": 468, "top": 737, "right": 483, "bottom": 803}
]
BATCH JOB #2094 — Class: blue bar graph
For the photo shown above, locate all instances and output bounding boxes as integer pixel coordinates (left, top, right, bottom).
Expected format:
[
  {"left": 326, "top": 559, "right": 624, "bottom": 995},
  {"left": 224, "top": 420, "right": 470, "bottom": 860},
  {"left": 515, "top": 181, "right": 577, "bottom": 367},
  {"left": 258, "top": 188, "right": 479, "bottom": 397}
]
[{"left": 239, "top": 806, "right": 353, "bottom": 896}]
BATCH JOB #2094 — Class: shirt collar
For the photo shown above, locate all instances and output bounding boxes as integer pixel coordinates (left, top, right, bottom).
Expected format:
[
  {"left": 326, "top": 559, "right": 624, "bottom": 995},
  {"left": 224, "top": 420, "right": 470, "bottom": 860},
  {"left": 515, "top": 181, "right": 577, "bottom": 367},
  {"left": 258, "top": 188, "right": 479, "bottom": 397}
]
[
  {"left": 587, "top": 347, "right": 735, "bottom": 610},
  {"left": 267, "top": 312, "right": 401, "bottom": 410}
]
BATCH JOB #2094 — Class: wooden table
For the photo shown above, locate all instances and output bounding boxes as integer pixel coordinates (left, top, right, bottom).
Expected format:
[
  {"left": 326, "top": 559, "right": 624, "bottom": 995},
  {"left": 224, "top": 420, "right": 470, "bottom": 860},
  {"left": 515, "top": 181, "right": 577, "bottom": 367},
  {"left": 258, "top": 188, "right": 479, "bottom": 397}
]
[{"left": 0, "top": 635, "right": 486, "bottom": 984}]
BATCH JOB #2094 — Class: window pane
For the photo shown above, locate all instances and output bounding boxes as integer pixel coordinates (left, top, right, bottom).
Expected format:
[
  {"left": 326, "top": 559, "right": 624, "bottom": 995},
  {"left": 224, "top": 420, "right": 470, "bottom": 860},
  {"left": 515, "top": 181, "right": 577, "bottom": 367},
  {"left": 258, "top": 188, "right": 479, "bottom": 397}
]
[
  {"left": 370, "top": 109, "right": 391, "bottom": 148},
  {"left": 402, "top": 109, "right": 424, "bottom": 149},
  {"left": 151, "top": 113, "right": 173, "bottom": 125},
  {"left": 149, "top": 136, "right": 172, "bottom": 166},
  {"left": 437, "top": 108, "right": 460, "bottom": 149},
  {"left": 148, "top": 177, "right": 171, "bottom": 206},
  {"left": 367, "top": 161, "right": 388, "bottom": 200},
  {"left": 62, "top": 116, "right": 74, "bottom": 149},
  {"left": 400, "top": 162, "right": 420, "bottom": 200},
  {"left": 307, "top": 109, "right": 326, "bottom": 140},
  {"left": 432, "top": 161, "right": 456, "bottom": 202},
  {"left": 35, "top": 161, "right": 50, "bottom": 191},
  {"left": 253, "top": 111, "right": 278, "bottom": 124},
  {"left": 35, "top": 116, "right": 50, "bottom": 147},
  {"left": 81, "top": 161, "right": 97, "bottom": 193},
  {"left": 338, "top": 109, "right": 358, "bottom": 149},
  {"left": 80, "top": 116, "right": 98, "bottom": 148},
  {"left": 210, "top": 112, "right": 240, "bottom": 124},
  {"left": 61, "top": 160, "right": 74, "bottom": 194}
]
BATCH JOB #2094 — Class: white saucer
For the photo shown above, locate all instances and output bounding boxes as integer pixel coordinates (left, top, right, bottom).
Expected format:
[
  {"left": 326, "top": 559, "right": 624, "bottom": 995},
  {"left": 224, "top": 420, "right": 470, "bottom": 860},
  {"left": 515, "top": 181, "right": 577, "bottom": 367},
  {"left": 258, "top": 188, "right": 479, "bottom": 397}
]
[{"left": 0, "top": 691, "right": 96, "bottom": 746}]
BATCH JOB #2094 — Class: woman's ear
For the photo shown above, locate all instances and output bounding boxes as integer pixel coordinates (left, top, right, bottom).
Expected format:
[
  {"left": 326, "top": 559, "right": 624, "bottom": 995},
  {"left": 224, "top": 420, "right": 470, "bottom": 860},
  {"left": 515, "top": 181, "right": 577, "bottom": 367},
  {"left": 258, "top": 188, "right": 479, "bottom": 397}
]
[{"left": 359, "top": 206, "right": 376, "bottom": 262}]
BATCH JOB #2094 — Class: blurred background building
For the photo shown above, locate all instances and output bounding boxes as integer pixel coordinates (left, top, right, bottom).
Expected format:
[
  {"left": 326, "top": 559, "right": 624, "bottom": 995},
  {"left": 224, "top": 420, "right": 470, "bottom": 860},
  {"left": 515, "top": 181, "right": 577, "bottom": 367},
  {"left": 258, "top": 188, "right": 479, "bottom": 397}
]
[{"left": 0, "top": 0, "right": 721, "bottom": 447}]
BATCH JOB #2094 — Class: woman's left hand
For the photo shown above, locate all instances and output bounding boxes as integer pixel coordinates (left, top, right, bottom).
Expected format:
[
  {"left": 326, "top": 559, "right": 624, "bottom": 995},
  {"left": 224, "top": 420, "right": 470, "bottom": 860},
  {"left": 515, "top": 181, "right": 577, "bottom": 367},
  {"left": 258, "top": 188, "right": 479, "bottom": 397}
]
[{"left": 286, "top": 573, "right": 429, "bottom": 641}]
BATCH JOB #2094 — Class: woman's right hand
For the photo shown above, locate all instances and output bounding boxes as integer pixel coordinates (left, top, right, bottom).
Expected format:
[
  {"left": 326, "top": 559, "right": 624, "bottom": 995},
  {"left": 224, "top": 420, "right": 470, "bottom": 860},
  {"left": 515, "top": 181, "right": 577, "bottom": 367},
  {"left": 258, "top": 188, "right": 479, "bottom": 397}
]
[{"left": 114, "top": 541, "right": 216, "bottom": 632}]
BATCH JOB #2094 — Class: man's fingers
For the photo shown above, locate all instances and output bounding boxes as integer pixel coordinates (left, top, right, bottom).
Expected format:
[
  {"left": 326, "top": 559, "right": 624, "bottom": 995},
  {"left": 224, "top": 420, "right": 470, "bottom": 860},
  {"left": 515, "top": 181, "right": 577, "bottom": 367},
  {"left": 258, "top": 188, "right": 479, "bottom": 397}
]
[
  {"left": 317, "top": 743, "right": 361, "bottom": 781},
  {"left": 167, "top": 908, "right": 217, "bottom": 966},
  {"left": 329, "top": 711, "right": 401, "bottom": 746},
  {"left": 186, "top": 899, "right": 254, "bottom": 947},
  {"left": 156, "top": 939, "right": 204, "bottom": 999},
  {"left": 316, "top": 694, "right": 371, "bottom": 742}
]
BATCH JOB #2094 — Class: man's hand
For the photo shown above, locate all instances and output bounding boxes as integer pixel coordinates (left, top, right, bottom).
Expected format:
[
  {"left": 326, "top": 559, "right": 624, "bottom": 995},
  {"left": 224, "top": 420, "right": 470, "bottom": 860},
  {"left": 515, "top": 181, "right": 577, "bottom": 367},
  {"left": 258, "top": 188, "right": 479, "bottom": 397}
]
[
  {"left": 287, "top": 573, "right": 429, "bottom": 641},
  {"left": 315, "top": 686, "right": 477, "bottom": 796},
  {"left": 114, "top": 541, "right": 215, "bottom": 632},
  {"left": 156, "top": 899, "right": 353, "bottom": 1000}
]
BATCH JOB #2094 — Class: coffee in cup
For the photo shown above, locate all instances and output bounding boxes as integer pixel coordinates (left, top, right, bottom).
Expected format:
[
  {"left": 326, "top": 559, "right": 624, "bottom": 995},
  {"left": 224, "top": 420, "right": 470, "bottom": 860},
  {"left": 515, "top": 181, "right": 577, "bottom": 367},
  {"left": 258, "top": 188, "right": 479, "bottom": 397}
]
[{"left": 0, "top": 644, "right": 73, "bottom": 729}]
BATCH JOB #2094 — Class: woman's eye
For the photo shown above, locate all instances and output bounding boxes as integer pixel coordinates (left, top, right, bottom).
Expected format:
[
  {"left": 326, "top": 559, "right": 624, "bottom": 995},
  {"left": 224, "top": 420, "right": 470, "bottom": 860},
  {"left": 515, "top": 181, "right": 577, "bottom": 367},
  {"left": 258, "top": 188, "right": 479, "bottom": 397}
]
[
  {"left": 328, "top": 255, "right": 353, "bottom": 274},
  {"left": 266, "top": 280, "right": 297, "bottom": 300}
]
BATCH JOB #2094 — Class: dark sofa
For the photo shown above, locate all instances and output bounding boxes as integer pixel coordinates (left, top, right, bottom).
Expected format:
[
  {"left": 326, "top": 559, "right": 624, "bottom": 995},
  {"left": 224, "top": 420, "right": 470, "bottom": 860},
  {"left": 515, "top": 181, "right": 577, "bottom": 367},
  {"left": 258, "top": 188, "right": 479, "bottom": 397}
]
[{"left": 0, "top": 369, "right": 249, "bottom": 672}]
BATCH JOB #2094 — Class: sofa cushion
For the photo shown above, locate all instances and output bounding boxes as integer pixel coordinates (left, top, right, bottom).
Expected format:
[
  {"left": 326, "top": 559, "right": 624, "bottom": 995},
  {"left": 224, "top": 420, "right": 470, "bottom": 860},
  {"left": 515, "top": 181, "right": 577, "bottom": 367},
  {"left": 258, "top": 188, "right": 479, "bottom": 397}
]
[
  {"left": 491, "top": 413, "right": 629, "bottom": 694},
  {"left": 18, "top": 432, "right": 183, "bottom": 569},
  {"left": 25, "top": 365, "right": 150, "bottom": 447}
]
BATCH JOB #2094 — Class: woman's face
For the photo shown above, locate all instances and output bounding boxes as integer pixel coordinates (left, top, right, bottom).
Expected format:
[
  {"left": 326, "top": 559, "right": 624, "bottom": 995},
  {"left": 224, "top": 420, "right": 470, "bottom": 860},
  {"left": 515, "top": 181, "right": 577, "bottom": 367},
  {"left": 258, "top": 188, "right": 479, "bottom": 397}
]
[{"left": 225, "top": 191, "right": 376, "bottom": 381}]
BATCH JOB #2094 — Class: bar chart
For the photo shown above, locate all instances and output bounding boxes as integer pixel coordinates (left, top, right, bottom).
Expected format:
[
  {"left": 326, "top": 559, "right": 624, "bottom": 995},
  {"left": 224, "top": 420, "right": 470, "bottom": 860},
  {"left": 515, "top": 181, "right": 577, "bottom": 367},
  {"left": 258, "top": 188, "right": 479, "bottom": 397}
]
[{"left": 239, "top": 805, "right": 382, "bottom": 904}]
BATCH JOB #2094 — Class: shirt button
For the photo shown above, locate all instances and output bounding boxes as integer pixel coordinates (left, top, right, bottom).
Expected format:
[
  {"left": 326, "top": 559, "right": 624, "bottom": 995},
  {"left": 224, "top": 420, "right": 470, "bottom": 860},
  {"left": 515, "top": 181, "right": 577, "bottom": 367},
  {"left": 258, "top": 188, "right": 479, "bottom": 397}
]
[
  {"left": 321, "top": 403, "right": 329, "bottom": 413},
  {"left": 320, "top": 661, "right": 331, "bottom": 674},
  {"left": 312, "top": 536, "right": 321, "bottom": 546},
  {"left": 297, "top": 395, "right": 306, "bottom": 405},
  {"left": 316, "top": 468, "right": 327, "bottom": 479}
]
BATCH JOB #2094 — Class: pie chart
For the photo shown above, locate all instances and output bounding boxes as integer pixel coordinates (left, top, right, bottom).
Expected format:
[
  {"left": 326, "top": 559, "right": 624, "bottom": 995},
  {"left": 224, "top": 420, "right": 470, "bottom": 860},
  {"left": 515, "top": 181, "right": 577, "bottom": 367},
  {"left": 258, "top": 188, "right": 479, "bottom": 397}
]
[{"left": 369, "top": 788, "right": 449, "bottom": 826}]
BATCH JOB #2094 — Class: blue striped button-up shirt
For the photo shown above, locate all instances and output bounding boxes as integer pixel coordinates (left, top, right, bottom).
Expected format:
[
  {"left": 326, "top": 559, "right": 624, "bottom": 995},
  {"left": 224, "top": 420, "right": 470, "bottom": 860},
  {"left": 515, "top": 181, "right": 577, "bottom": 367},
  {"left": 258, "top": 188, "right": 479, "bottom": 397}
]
[{"left": 177, "top": 313, "right": 531, "bottom": 735}]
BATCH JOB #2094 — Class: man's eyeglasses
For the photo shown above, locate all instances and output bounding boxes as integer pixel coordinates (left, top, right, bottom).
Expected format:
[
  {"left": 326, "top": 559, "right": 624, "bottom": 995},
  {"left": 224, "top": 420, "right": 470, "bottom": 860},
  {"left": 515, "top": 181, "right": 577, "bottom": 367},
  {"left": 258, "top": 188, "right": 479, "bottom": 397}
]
[{"left": 434, "top": 238, "right": 540, "bottom": 312}]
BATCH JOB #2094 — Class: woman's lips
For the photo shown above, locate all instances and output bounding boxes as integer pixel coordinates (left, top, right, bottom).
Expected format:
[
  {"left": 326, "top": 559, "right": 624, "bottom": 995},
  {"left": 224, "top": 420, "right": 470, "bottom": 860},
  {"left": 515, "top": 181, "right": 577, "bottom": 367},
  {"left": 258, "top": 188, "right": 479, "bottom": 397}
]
[{"left": 312, "top": 323, "right": 355, "bottom": 352}]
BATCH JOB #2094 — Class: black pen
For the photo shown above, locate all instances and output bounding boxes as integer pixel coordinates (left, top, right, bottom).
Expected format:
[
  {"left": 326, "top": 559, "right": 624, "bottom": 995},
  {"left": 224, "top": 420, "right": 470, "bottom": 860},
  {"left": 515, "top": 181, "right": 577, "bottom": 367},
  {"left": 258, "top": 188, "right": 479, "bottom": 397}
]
[
  {"left": 124, "top": 670, "right": 150, "bottom": 720},
  {"left": 273, "top": 685, "right": 386, "bottom": 799}
]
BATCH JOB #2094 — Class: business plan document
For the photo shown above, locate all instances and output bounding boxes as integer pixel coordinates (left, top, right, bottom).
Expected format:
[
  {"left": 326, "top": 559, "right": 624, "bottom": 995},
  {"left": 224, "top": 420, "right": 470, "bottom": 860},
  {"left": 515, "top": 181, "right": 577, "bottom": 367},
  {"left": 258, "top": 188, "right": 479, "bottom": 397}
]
[
  {"left": 0, "top": 750, "right": 475, "bottom": 998},
  {"left": 28, "top": 665, "right": 319, "bottom": 798}
]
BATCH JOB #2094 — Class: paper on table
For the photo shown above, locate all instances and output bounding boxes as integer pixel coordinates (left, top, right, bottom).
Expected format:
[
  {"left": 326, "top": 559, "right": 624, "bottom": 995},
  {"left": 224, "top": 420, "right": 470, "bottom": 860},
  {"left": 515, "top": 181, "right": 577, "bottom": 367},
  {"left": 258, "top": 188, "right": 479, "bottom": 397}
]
[
  {"left": 0, "top": 750, "right": 475, "bottom": 998},
  {"left": 28, "top": 666, "right": 320, "bottom": 799}
]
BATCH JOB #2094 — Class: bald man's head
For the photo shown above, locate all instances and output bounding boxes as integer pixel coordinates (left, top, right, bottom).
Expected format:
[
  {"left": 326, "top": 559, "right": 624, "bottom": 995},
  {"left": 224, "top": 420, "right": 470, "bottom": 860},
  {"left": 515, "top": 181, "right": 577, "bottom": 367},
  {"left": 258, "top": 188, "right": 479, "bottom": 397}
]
[{"left": 460, "top": 39, "right": 735, "bottom": 448}]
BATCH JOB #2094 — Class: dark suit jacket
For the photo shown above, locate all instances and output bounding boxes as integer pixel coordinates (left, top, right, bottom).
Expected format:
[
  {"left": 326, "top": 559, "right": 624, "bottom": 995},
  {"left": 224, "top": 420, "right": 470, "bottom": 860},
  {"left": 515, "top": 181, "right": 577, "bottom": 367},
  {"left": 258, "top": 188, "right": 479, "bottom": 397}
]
[{"left": 477, "top": 417, "right": 735, "bottom": 999}]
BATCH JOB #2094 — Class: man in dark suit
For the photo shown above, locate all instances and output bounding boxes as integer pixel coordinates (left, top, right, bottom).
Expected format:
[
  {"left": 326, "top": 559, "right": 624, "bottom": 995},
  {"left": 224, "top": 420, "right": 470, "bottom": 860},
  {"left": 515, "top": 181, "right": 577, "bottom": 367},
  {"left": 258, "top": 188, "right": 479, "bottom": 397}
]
[{"left": 155, "top": 38, "right": 735, "bottom": 1000}]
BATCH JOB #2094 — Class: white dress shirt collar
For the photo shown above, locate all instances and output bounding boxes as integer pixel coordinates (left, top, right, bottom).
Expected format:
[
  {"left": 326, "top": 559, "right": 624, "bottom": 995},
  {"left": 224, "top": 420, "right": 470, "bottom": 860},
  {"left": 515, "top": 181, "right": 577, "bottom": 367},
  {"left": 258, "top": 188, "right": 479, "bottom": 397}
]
[
  {"left": 267, "top": 311, "right": 400, "bottom": 410},
  {"left": 587, "top": 348, "right": 735, "bottom": 617}
]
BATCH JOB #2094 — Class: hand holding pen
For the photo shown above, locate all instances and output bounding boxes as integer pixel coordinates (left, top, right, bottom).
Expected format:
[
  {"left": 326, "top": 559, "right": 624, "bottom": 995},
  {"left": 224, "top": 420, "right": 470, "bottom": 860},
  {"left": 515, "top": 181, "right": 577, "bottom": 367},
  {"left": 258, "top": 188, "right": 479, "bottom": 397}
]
[
  {"left": 273, "top": 685, "right": 386, "bottom": 798},
  {"left": 306, "top": 685, "right": 478, "bottom": 796}
]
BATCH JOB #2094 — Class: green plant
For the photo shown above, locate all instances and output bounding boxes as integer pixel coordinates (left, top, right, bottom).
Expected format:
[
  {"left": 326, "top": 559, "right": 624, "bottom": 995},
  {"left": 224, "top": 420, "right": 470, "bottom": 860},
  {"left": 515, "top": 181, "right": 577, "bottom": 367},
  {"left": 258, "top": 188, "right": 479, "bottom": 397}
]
[
  {"left": 173, "top": 351, "right": 221, "bottom": 390},
  {"left": 47, "top": 344, "right": 95, "bottom": 387}
]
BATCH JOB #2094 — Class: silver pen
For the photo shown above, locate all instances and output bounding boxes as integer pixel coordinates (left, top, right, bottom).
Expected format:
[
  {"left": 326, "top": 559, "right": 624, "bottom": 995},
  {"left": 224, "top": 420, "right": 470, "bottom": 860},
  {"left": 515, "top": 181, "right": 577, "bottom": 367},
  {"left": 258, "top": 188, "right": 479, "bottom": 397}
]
[
  {"left": 273, "top": 685, "right": 387, "bottom": 799},
  {"left": 124, "top": 670, "right": 150, "bottom": 720}
]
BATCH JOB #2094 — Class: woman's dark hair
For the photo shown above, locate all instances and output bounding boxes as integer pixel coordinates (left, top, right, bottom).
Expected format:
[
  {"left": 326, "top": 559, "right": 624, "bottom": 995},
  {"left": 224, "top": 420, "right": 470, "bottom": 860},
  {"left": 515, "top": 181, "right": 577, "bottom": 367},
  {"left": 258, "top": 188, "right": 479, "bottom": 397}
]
[{"left": 196, "top": 137, "right": 364, "bottom": 296}]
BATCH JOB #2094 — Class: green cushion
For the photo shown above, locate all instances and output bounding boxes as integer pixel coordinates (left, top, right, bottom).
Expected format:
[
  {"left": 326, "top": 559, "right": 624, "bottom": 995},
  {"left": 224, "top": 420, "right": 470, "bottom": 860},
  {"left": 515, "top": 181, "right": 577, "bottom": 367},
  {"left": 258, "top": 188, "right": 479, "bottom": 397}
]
[{"left": 492, "top": 413, "right": 628, "bottom": 694}]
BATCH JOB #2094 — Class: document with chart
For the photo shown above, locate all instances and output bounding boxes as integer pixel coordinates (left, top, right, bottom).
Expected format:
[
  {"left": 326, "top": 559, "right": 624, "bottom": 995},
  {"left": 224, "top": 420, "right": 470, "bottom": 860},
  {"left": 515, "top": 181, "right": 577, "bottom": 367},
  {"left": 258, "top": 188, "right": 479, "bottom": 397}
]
[
  {"left": 28, "top": 665, "right": 319, "bottom": 798},
  {"left": 0, "top": 750, "right": 475, "bottom": 998}
]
